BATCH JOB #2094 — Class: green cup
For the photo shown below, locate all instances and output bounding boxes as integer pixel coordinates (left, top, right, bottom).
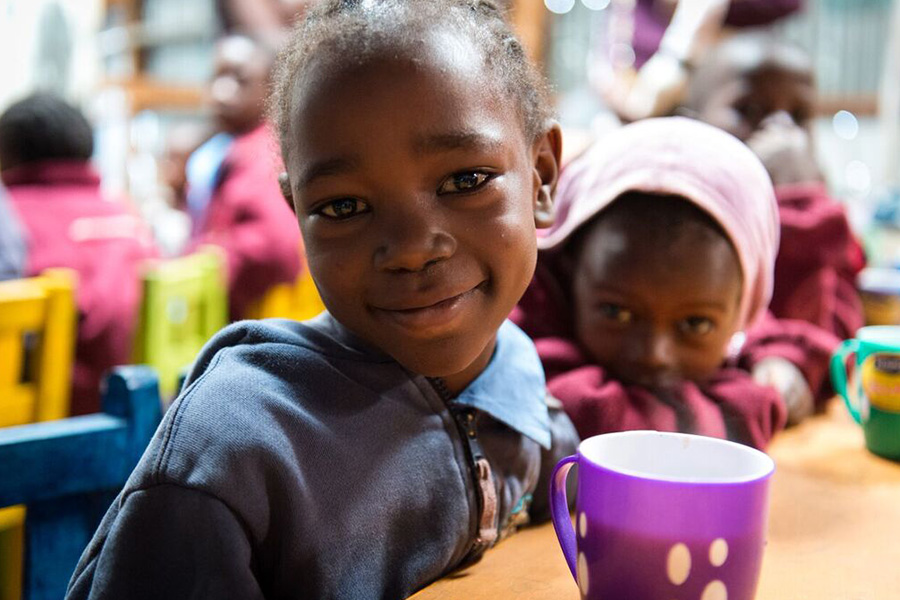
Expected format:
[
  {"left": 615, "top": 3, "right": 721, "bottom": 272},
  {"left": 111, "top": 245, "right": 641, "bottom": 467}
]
[{"left": 831, "top": 326, "right": 900, "bottom": 461}]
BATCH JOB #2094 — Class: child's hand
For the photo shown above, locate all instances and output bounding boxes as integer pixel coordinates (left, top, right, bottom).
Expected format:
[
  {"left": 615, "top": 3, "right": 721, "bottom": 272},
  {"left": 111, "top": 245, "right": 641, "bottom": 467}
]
[
  {"left": 602, "top": 53, "right": 690, "bottom": 122},
  {"left": 745, "top": 117, "right": 821, "bottom": 187},
  {"left": 752, "top": 356, "right": 814, "bottom": 425}
]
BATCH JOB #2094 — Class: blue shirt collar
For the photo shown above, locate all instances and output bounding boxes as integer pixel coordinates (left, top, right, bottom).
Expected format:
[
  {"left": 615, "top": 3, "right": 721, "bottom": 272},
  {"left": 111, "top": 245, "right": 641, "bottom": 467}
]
[
  {"left": 452, "top": 320, "right": 551, "bottom": 450},
  {"left": 306, "top": 314, "right": 551, "bottom": 449}
]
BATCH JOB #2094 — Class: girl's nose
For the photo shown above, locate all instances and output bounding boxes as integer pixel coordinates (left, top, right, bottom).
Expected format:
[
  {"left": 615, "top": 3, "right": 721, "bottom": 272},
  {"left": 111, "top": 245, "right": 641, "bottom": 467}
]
[
  {"left": 640, "top": 329, "right": 678, "bottom": 370},
  {"left": 373, "top": 206, "right": 456, "bottom": 272}
]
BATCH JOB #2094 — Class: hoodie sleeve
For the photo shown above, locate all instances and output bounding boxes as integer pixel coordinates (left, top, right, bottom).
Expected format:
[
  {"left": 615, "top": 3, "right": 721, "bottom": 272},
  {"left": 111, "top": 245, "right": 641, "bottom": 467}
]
[
  {"left": 529, "top": 394, "right": 581, "bottom": 523},
  {"left": 66, "top": 485, "right": 265, "bottom": 600},
  {"left": 771, "top": 183, "right": 866, "bottom": 341}
]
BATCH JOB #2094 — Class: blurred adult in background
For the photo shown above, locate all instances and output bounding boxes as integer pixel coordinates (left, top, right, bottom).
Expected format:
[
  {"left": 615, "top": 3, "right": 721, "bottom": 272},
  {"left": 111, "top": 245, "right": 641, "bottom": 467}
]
[
  {"left": 682, "top": 32, "right": 866, "bottom": 423},
  {"left": 186, "top": 34, "right": 301, "bottom": 320},
  {"left": 0, "top": 184, "right": 26, "bottom": 281},
  {"left": 0, "top": 93, "right": 158, "bottom": 414},
  {"left": 598, "top": 0, "right": 804, "bottom": 122}
]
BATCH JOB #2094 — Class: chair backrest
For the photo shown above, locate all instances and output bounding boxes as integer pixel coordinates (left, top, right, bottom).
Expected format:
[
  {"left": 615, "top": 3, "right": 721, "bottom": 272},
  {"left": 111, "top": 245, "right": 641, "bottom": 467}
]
[
  {"left": 245, "top": 254, "right": 325, "bottom": 322},
  {"left": 132, "top": 249, "right": 227, "bottom": 399},
  {"left": 0, "top": 269, "right": 76, "bottom": 427},
  {"left": 0, "top": 365, "right": 162, "bottom": 600}
]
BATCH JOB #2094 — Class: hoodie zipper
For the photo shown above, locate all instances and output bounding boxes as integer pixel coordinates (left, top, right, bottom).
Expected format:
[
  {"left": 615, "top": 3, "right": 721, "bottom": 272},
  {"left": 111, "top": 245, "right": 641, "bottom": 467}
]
[{"left": 429, "top": 377, "right": 498, "bottom": 563}]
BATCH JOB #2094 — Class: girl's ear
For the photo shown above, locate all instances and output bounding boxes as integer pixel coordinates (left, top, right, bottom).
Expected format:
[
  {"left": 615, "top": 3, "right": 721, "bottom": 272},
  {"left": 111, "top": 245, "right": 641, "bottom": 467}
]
[
  {"left": 532, "top": 122, "right": 562, "bottom": 230},
  {"left": 278, "top": 172, "right": 296, "bottom": 213}
]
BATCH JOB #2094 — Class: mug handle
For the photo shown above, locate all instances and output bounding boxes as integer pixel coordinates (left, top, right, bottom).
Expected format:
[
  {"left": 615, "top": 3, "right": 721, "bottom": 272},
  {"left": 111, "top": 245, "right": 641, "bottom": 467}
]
[
  {"left": 549, "top": 455, "right": 578, "bottom": 580},
  {"left": 830, "top": 338, "right": 861, "bottom": 423}
]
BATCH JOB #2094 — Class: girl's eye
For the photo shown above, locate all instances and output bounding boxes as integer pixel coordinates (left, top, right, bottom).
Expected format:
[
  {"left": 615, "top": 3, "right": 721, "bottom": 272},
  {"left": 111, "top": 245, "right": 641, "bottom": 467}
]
[
  {"left": 598, "top": 303, "right": 632, "bottom": 325},
  {"left": 317, "top": 198, "right": 369, "bottom": 220},
  {"left": 679, "top": 316, "right": 715, "bottom": 336},
  {"left": 438, "top": 171, "right": 492, "bottom": 195}
]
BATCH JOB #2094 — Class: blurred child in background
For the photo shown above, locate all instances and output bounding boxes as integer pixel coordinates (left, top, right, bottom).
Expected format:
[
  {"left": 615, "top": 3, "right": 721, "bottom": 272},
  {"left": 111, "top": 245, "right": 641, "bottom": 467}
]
[
  {"left": 513, "top": 118, "right": 839, "bottom": 447},
  {"left": 683, "top": 32, "right": 866, "bottom": 342},
  {"left": 187, "top": 33, "right": 301, "bottom": 320},
  {"left": 599, "top": 0, "right": 803, "bottom": 122},
  {"left": 0, "top": 93, "right": 158, "bottom": 414}
]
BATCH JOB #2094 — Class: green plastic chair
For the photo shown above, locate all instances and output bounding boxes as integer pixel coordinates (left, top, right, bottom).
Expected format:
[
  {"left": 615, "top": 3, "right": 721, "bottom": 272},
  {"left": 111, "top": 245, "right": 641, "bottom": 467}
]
[{"left": 132, "top": 248, "right": 227, "bottom": 400}]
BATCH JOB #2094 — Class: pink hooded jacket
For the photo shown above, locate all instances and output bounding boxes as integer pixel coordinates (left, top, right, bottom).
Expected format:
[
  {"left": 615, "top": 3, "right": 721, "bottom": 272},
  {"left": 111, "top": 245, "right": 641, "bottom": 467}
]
[
  {"left": 4, "top": 160, "right": 158, "bottom": 414},
  {"left": 513, "top": 118, "right": 836, "bottom": 449}
]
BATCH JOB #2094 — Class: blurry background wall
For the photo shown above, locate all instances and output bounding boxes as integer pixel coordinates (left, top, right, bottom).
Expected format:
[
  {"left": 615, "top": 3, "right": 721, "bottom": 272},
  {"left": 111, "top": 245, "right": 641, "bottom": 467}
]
[{"left": 0, "top": 0, "right": 104, "bottom": 109}]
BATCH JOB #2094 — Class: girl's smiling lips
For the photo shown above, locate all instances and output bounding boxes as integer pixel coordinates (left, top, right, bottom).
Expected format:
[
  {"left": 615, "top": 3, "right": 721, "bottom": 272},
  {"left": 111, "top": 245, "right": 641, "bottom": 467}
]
[{"left": 371, "top": 282, "right": 486, "bottom": 332}]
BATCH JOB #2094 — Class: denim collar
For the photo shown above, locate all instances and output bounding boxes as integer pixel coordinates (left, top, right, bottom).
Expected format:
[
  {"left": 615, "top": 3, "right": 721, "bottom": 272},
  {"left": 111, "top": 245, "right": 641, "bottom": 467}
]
[
  {"left": 306, "top": 314, "right": 551, "bottom": 449},
  {"left": 451, "top": 321, "right": 551, "bottom": 450}
]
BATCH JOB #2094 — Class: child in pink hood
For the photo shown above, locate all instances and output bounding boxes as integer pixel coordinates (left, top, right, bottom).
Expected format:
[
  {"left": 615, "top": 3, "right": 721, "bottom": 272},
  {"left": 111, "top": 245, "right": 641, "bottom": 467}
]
[{"left": 513, "top": 117, "right": 837, "bottom": 449}]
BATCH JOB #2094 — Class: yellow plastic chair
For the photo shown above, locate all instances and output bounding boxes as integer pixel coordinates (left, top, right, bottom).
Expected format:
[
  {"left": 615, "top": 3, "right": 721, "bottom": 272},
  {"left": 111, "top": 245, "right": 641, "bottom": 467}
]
[
  {"left": 246, "top": 254, "right": 325, "bottom": 322},
  {"left": 132, "top": 249, "right": 227, "bottom": 400},
  {"left": 0, "top": 268, "right": 77, "bottom": 600}
]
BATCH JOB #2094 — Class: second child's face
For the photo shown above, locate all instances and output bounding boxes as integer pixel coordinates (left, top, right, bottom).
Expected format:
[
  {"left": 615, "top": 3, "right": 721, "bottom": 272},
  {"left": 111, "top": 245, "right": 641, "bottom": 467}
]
[
  {"left": 572, "top": 214, "right": 742, "bottom": 391},
  {"left": 696, "top": 60, "right": 815, "bottom": 143},
  {"left": 284, "top": 33, "right": 557, "bottom": 393}
]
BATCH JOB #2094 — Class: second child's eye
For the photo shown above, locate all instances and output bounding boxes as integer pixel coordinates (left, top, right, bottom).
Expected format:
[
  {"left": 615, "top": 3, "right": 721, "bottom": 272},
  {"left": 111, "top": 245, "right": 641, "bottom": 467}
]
[
  {"left": 598, "top": 303, "right": 632, "bottom": 325},
  {"left": 679, "top": 316, "right": 715, "bottom": 336},
  {"left": 438, "top": 171, "right": 492, "bottom": 194},
  {"left": 317, "top": 198, "right": 370, "bottom": 220}
]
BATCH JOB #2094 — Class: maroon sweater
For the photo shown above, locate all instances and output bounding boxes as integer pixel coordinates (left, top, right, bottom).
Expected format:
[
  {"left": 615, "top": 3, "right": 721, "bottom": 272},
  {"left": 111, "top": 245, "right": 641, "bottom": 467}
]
[
  {"left": 4, "top": 160, "right": 158, "bottom": 414},
  {"left": 770, "top": 182, "right": 865, "bottom": 341},
  {"left": 191, "top": 124, "right": 301, "bottom": 320}
]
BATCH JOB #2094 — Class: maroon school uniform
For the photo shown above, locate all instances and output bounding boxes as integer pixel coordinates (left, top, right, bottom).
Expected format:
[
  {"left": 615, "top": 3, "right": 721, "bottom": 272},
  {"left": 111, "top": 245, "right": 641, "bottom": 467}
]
[
  {"left": 190, "top": 124, "right": 301, "bottom": 320},
  {"left": 771, "top": 182, "right": 866, "bottom": 341},
  {"left": 3, "top": 160, "right": 157, "bottom": 414}
]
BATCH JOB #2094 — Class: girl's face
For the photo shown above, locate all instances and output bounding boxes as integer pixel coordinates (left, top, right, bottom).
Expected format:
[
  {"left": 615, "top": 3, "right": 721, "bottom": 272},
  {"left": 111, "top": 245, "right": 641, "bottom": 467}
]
[
  {"left": 283, "top": 31, "right": 559, "bottom": 393},
  {"left": 572, "top": 211, "right": 742, "bottom": 391}
]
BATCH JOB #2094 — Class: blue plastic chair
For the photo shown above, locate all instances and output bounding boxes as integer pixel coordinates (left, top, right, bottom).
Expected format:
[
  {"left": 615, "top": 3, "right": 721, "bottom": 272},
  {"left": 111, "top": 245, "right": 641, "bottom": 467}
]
[{"left": 0, "top": 366, "right": 161, "bottom": 600}]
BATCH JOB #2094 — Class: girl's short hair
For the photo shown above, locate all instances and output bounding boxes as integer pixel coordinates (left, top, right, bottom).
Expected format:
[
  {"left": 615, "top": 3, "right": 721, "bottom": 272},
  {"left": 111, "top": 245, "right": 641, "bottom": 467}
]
[{"left": 268, "top": 0, "right": 553, "bottom": 161}]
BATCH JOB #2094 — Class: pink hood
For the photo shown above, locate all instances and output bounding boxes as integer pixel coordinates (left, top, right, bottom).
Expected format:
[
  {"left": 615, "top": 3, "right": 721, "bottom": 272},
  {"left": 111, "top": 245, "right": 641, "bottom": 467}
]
[{"left": 542, "top": 117, "right": 780, "bottom": 331}]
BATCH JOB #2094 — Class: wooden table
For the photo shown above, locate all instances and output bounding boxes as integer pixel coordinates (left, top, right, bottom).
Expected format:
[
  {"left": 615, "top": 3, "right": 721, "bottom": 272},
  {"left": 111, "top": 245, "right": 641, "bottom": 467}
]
[{"left": 412, "top": 400, "right": 900, "bottom": 599}]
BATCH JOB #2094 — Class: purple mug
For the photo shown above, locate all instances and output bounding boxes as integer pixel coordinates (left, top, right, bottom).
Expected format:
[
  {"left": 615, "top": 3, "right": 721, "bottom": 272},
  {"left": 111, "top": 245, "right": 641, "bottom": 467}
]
[{"left": 550, "top": 431, "right": 775, "bottom": 600}]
